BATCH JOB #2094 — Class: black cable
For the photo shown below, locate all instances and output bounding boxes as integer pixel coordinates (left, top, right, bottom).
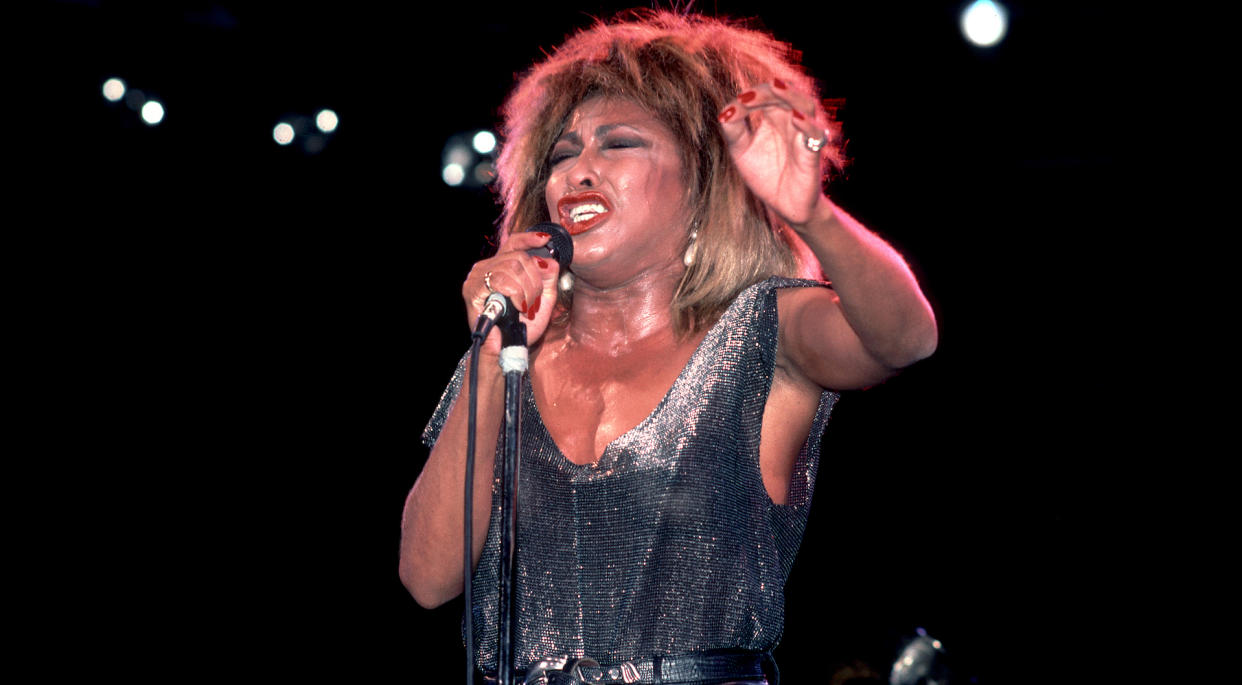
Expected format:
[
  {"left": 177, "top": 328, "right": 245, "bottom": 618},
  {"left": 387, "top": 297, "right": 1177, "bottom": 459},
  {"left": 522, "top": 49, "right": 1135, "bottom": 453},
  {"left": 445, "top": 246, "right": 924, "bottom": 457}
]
[{"left": 464, "top": 329, "right": 486, "bottom": 685}]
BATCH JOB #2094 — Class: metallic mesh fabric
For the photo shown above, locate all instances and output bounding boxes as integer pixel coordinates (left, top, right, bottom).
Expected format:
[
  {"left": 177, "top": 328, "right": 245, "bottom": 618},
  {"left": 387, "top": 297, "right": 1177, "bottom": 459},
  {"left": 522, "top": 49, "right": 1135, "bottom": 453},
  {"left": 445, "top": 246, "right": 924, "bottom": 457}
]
[{"left": 423, "top": 277, "right": 838, "bottom": 675}]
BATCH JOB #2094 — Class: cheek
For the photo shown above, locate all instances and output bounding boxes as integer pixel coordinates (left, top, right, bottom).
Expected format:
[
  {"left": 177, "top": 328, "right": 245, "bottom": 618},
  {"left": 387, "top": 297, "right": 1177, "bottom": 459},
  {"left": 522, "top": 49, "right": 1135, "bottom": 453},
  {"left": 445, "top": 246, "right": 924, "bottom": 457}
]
[{"left": 644, "top": 164, "right": 686, "bottom": 219}]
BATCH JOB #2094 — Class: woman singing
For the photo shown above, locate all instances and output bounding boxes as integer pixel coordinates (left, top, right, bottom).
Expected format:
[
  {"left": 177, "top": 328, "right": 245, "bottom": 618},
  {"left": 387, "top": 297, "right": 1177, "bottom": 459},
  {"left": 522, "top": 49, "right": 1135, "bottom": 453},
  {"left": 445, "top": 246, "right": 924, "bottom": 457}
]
[{"left": 401, "top": 10, "right": 937, "bottom": 684}]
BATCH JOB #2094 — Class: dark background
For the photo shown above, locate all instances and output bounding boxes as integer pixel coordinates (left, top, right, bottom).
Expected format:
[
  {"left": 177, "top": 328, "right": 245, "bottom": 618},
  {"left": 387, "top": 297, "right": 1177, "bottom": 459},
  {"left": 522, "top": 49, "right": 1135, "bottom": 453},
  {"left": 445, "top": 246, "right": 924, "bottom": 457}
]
[{"left": 37, "top": 1, "right": 1139, "bottom": 682}]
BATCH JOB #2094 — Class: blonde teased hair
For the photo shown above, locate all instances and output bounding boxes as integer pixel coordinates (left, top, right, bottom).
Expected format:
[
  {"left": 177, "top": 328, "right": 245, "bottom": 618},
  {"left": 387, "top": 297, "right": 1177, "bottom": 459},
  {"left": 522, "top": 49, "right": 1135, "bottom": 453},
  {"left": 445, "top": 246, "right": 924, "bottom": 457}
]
[{"left": 494, "top": 9, "right": 844, "bottom": 334}]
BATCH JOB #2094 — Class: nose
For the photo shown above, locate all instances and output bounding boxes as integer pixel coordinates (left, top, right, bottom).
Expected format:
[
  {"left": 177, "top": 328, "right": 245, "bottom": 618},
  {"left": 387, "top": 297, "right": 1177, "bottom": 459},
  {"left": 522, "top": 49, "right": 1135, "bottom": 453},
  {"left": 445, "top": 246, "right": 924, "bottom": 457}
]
[{"left": 565, "top": 149, "right": 599, "bottom": 189}]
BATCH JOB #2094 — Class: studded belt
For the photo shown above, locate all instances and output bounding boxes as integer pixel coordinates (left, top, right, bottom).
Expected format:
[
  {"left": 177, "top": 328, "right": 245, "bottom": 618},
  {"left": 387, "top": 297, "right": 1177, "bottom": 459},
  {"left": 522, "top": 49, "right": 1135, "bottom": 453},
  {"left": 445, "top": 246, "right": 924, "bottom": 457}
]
[{"left": 484, "top": 650, "right": 771, "bottom": 685}]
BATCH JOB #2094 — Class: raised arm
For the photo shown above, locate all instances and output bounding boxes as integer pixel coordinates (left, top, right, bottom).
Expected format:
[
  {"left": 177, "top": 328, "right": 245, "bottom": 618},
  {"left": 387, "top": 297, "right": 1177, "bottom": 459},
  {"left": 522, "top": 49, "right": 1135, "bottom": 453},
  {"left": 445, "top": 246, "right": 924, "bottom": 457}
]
[{"left": 720, "top": 82, "right": 937, "bottom": 390}]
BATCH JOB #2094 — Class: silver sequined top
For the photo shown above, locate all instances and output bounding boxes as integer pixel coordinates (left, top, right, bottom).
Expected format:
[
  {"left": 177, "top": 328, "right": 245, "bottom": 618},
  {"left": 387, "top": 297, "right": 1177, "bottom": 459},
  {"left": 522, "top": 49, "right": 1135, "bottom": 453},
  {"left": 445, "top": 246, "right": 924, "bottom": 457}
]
[{"left": 423, "top": 277, "right": 838, "bottom": 674}]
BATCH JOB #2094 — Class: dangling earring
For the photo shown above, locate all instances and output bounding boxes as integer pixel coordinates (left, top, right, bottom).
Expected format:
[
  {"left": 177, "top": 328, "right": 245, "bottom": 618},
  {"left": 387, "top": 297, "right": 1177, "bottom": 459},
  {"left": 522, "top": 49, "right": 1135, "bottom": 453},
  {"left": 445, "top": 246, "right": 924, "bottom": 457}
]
[
  {"left": 558, "top": 271, "right": 575, "bottom": 293},
  {"left": 683, "top": 229, "right": 699, "bottom": 267}
]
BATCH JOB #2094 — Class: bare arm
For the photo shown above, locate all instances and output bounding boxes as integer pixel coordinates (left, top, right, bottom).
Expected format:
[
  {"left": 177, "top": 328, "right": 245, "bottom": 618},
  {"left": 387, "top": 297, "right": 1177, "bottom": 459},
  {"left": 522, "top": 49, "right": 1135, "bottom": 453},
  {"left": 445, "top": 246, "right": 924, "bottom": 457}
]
[
  {"left": 399, "top": 356, "right": 503, "bottom": 608},
  {"left": 399, "top": 231, "right": 560, "bottom": 608},
  {"left": 720, "top": 82, "right": 937, "bottom": 390},
  {"left": 780, "top": 199, "right": 937, "bottom": 390}
]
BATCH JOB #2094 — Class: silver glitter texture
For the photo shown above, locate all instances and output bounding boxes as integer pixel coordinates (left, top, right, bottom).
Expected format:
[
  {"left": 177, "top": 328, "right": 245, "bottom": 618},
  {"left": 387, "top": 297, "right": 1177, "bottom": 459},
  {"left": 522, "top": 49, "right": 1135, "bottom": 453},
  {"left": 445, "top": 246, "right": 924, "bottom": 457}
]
[{"left": 424, "top": 277, "right": 838, "bottom": 675}]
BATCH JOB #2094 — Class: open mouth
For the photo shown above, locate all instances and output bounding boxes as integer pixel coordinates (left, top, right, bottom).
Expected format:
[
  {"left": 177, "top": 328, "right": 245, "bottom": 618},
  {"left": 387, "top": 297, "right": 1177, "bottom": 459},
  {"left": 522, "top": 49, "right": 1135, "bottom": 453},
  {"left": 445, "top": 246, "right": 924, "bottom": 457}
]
[{"left": 557, "top": 192, "right": 612, "bottom": 235}]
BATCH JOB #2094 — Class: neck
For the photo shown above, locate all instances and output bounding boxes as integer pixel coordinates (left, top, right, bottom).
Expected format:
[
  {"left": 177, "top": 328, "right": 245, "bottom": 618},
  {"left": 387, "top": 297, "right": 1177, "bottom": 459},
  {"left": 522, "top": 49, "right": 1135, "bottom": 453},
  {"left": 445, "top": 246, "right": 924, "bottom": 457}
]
[{"left": 560, "top": 260, "right": 686, "bottom": 355}]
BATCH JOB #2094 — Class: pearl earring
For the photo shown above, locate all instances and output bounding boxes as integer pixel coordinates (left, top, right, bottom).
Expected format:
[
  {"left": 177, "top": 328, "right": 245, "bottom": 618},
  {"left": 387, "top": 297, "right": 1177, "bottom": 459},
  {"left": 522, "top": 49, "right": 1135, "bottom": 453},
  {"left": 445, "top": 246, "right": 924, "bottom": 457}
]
[{"left": 683, "top": 230, "right": 699, "bottom": 267}]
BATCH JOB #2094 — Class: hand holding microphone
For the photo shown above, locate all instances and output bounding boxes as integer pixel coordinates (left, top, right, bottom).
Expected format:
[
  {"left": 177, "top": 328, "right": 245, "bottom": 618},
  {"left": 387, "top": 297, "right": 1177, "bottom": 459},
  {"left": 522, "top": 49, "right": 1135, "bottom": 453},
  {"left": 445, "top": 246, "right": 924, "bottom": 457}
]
[{"left": 464, "top": 223, "right": 573, "bottom": 354}]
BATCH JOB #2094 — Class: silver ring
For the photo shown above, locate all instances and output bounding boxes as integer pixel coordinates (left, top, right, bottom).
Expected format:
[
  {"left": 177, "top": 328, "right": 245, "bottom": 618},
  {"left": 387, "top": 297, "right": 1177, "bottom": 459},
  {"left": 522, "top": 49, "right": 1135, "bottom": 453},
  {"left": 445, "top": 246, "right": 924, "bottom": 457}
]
[
  {"left": 804, "top": 132, "right": 826, "bottom": 153},
  {"left": 484, "top": 270, "right": 495, "bottom": 292}
]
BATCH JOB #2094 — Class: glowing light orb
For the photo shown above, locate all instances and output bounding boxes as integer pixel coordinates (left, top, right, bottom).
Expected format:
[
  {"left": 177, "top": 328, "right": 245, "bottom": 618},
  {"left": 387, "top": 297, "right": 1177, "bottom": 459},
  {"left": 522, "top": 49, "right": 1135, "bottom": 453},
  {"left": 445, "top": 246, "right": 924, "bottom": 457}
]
[
  {"left": 140, "top": 100, "right": 165, "bottom": 125},
  {"left": 961, "top": 0, "right": 1008, "bottom": 47},
  {"left": 316, "top": 109, "right": 339, "bottom": 133},
  {"left": 273, "top": 122, "right": 295, "bottom": 145},
  {"left": 442, "top": 163, "right": 466, "bottom": 186},
  {"left": 472, "top": 130, "right": 497, "bottom": 154},
  {"left": 473, "top": 161, "right": 496, "bottom": 184},
  {"left": 102, "top": 78, "right": 126, "bottom": 102}
]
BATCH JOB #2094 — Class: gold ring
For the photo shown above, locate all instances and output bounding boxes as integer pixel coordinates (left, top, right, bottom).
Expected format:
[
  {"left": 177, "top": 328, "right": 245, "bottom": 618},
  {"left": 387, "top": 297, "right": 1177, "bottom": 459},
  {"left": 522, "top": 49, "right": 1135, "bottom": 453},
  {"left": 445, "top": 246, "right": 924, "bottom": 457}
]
[{"left": 484, "top": 271, "right": 495, "bottom": 292}]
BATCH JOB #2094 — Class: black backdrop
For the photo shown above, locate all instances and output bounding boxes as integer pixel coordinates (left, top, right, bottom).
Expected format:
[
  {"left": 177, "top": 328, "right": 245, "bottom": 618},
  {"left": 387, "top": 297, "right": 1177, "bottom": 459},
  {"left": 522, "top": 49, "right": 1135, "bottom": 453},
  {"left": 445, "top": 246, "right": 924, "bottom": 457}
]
[{"left": 37, "top": 1, "right": 1139, "bottom": 682}]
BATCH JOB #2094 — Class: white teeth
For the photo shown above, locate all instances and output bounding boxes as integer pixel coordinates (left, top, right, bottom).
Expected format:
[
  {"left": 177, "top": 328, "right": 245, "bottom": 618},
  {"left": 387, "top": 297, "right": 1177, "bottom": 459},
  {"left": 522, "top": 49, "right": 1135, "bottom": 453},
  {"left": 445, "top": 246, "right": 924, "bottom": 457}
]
[{"left": 568, "top": 203, "right": 607, "bottom": 223}]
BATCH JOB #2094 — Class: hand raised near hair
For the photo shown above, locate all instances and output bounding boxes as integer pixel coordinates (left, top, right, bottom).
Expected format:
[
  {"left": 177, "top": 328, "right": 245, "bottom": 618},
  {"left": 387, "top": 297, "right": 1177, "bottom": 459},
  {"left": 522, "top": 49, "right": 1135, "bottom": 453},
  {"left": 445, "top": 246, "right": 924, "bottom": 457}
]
[
  {"left": 718, "top": 81, "right": 834, "bottom": 229},
  {"left": 462, "top": 230, "right": 561, "bottom": 356}
]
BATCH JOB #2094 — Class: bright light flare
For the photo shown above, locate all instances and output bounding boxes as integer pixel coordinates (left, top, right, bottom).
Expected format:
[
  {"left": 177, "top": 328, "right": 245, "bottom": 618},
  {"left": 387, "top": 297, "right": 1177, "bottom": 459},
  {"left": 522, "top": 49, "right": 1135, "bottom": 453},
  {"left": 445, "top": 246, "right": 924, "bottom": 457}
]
[
  {"left": 102, "top": 78, "right": 126, "bottom": 102},
  {"left": 472, "top": 130, "right": 497, "bottom": 154},
  {"left": 315, "top": 109, "right": 339, "bottom": 133},
  {"left": 961, "top": 0, "right": 1008, "bottom": 47},
  {"left": 141, "top": 100, "right": 165, "bottom": 125},
  {"left": 442, "top": 163, "right": 466, "bottom": 186},
  {"left": 273, "top": 122, "right": 295, "bottom": 145}
]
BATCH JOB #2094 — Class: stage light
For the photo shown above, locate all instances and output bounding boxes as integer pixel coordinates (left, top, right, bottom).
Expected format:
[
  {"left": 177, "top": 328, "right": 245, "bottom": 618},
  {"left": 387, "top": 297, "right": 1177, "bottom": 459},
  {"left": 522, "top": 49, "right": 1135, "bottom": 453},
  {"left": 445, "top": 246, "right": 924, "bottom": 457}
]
[
  {"left": 141, "top": 100, "right": 165, "bottom": 125},
  {"left": 961, "top": 0, "right": 1008, "bottom": 47},
  {"left": 102, "top": 78, "right": 126, "bottom": 102},
  {"left": 890, "top": 632, "right": 949, "bottom": 685},
  {"left": 472, "top": 130, "right": 497, "bottom": 154},
  {"left": 442, "top": 163, "right": 466, "bottom": 186},
  {"left": 443, "top": 131, "right": 499, "bottom": 188},
  {"left": 473, "top": 161, "right": 495, "bottom": 185},
  {"left": 315, "top": 109, "right": 339, "bottom": 133},
  {"left": 273, "top": 122, "right": 295, "bottom": 145}
]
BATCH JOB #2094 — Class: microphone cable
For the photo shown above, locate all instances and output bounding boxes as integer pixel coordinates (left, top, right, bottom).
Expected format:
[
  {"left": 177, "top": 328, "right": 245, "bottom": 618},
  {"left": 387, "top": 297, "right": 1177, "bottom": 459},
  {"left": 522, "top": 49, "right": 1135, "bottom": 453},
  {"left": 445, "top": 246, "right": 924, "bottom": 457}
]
[{"left": 460, "top": 223, "right": 572, "bottom": 685}]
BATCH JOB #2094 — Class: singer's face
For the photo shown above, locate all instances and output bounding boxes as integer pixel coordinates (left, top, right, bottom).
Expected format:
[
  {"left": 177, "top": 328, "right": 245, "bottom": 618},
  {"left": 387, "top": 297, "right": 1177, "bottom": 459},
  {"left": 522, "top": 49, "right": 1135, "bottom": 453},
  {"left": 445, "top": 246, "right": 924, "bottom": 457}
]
[{"left": 545, "top": 97, "right": 691, "bottom": 280}]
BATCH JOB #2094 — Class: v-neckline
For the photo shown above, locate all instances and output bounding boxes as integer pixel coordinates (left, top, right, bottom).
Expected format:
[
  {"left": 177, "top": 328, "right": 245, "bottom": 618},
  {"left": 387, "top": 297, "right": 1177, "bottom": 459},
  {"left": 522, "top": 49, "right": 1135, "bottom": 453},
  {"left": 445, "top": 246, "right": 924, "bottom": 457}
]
[{"left": 527, "top": 308, "right": 728, "bottom": 470}]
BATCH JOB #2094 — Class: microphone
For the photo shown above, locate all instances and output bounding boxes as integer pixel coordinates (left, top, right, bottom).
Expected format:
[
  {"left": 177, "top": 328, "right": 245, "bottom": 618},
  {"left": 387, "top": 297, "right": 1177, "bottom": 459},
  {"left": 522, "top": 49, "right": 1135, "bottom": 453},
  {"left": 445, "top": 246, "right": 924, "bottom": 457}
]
[{"left": 476, "top": 223, "right": 574, "bottom": 336}]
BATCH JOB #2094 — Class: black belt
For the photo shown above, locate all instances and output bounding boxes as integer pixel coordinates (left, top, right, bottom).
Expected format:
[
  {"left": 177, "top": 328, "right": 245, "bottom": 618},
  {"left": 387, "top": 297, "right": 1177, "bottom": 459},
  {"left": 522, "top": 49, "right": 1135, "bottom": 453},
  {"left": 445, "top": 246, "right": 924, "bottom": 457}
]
[{"left": 485, "top": 649, "right": 773, "bottom": 685}]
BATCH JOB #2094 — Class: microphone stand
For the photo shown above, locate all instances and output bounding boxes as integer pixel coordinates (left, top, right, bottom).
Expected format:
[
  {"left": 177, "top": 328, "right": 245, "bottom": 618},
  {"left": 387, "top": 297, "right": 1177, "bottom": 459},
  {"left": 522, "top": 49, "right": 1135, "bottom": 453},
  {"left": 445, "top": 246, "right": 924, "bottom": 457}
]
[
  {"left": 494, "top": 314, "right": 527, "bottom": 685},
  {"left": 467, "top": 223, "right": 571, "bottom": 685}
]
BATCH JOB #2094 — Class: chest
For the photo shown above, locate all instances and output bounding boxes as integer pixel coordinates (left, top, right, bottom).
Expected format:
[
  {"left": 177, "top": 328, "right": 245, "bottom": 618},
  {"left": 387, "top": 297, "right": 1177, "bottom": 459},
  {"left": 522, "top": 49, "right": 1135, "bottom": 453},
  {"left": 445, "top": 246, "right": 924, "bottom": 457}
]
[{"left": 530, "top": 334, "right": 705, "bottom": 466}]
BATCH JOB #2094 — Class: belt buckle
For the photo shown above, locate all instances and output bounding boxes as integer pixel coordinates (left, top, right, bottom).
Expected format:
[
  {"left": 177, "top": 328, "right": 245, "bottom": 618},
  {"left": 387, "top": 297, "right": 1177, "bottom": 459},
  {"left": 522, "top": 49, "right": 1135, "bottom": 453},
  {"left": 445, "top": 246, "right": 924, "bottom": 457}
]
[
  {"left": 572, "top": 657, "right": 640, "bottom": 684},
  {"left": 525, "top": 656, "right": 570, "bottom": 685},
  {"left": 568, "top": 657, "right": 601, "bottom": 683},
  {"left": 526, "top": 655, "right": 640, "bottom": 684}
]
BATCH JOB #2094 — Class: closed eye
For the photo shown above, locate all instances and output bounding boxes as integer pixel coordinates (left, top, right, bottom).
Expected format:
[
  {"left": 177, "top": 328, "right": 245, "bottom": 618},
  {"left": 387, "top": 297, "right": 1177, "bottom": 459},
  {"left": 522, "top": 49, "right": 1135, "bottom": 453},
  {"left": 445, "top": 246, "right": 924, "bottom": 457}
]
[
  {"left": 605, "top": 138, "right": 643, "bottom": 150},
  {"left": 549, "top": 147, "right": 579, "bottom": 166},
  {"left": 549, "top": 137, "right": 644, "bottom": 165}
]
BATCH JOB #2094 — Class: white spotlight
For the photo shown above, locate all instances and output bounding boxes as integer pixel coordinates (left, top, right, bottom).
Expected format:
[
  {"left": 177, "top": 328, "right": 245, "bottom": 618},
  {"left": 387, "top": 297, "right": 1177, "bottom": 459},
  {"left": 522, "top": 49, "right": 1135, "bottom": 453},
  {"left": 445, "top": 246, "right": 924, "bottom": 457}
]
[
  {"left": 315, "top": 109, "right": 339, "bottom": 133},
  {"left": 102, "top": 78, "right": 126, "bottom": 102},
  {"left": 442, "top": 163, "right": 466, "bottom": 186},
  {"left": 141, "top": 100, "right": 165, "bottom": 125},
  {"left": 961, "top": 0, "right": 1008, "bottom": 47},
  {"left": 273, "top": 122, "right": 295, "bottom": 145},
  {"left": 472, "top": 130, "right": 497, "bottom": 154}
]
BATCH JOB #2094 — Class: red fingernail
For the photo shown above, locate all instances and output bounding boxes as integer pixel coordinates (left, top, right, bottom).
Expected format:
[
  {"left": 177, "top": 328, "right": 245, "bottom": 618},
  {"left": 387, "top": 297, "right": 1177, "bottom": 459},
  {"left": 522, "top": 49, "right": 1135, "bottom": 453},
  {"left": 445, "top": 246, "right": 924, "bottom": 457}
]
[
  {"left": 739, "top": 91, "right": 756, "bottom": 103},
  {"left": 719, "top": 106, "right": 737, "bottom": 123},
  {"left": 534, "top": 256, "right": 548, "bottom": 269},
  {"left": 529, "top": 295, "right": 541, "bottom": 317},
  {"left": 534, "top": 232, "right": 550, "bottom": 239},
  {"left": 773, "top": 78, "right": 787, "bottom": 89},
  {"left": 792, "top": 109, "right": 806, "bottom": 121},
  {"left": 520, "top": 299, "right": 528, "bottom": 313}
]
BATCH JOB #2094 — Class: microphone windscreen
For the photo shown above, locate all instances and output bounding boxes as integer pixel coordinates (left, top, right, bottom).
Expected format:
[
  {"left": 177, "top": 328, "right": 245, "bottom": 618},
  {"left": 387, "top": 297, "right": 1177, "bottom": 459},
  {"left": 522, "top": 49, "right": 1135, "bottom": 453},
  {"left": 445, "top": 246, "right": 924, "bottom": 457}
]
[{"left": 527, "top": 222, "right": 573, "bottom": 271}]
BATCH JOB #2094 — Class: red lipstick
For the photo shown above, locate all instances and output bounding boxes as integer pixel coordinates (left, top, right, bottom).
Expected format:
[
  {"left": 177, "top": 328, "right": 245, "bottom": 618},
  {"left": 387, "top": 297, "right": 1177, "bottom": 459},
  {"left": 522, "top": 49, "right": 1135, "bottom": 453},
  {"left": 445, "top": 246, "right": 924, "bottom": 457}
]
[{"left": 556, "top": 191, "right": 613, "bottom": 235}]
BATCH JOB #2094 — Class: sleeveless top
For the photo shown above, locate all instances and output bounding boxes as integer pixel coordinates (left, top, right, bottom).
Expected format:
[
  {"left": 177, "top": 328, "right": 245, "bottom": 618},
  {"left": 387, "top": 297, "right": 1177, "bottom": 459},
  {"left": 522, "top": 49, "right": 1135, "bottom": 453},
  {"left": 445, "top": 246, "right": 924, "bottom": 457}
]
[{"left": 423, "top": 277, "right": 839, "bottom": 674}]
